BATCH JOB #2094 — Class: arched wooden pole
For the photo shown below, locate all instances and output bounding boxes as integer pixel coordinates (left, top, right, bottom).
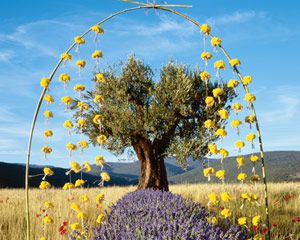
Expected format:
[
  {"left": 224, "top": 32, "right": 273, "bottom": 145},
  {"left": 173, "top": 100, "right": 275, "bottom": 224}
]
[{"left": 25, "top": 2, "right": 270, "bottom": 240}]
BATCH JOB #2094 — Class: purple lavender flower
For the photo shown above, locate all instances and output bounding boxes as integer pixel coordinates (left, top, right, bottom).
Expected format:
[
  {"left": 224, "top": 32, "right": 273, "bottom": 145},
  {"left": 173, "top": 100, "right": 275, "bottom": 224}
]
[{"left": 93, "top": 189, "right": 247, "bottom": 240}]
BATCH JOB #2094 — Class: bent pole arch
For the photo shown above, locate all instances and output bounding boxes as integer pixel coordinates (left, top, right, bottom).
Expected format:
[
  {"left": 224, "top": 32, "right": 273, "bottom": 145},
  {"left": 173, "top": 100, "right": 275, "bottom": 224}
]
[{"left": 25, "top": 1, "right": 270, "bottom": 239}]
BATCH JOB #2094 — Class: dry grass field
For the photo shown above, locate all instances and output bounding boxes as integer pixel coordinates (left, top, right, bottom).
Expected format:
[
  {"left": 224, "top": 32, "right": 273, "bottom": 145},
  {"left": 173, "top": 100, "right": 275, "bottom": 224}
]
[{"left": 0, "top": 183, "right": 299, "bottom": 240}]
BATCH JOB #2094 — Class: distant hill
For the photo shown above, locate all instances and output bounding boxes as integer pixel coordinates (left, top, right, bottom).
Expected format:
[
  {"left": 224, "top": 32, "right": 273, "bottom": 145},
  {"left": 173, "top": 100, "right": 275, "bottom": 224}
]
[{"left": 0, "top": 151, "right": 299, "bottom": 188}]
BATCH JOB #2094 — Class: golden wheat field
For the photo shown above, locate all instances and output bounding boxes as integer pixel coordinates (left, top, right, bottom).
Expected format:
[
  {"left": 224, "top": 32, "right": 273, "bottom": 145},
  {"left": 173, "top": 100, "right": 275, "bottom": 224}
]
[{"left": 0, "top": 183, "right": 299, "bottom": 240}]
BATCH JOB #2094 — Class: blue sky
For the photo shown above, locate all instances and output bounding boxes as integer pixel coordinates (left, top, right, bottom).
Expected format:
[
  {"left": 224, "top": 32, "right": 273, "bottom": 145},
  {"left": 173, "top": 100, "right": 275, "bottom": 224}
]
[{"left": 0, "top": 0, "right": 300, "bottom": 167}]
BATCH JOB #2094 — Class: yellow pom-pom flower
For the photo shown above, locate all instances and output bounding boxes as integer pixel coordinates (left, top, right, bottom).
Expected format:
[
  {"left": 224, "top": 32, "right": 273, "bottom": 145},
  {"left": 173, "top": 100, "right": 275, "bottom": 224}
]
[
  {"left": 218, "top": 108, "right": 229, "bottom": 120},
  {"left": 205, "top": 96, "right": 215, "bottom": 108},
  {"left": 242, "top": 76, "right": 252, "bottom": 85},
  {"left": 97, "top": 135, "right": 107, "bottom": 145},
  {"left": 232, "top": 103, "right": 243, "bottom": 114},
  {"left": 39, "top": 181, "right": 51, "bottom": 190},
  {"left": 75, "top": 179, "right": 85, "bottom": 187},
  {"left": 209, "top": 216, "right": 218, "bottom": 225},
  {"left": 95, "top": 155, "right": 105, "bottom": 166},
  {"left": 70, "top": 222, "right": 81, "bottom": 231},
  {"left": 215, "top": 128, "right": 227, "bottom": 138},
  {"left": 101, "top": 171, "right": 110, "bottom": 182},
  {"left": 44, "top": 94, "right": 54, "bottom": 104},
  {"left": 244, "top": 93, "right": 256, "bottom": 103},
  {"left": 245, "top": 115, "right": 256, "bottom": 128},
  {"left": 63, "top": 182, "right": 75, "bottom": 190},
  {"left": 43, "top": 167, "right": 54, "bottom": 177},
  {"left": 203, "top": 167, "right": 215, "bottom": 180},
  {"left": 252, "top": 215, "right": 261, "bottom": 226},
  {"left": 66, "top": 143, "right": 77, "bottom": 152},
  {"left": 214, "top": 60, "right": 225, "bottom": 70},
  {"left": 221, "top": 208, "right": 232, "bottom": 218},
  {"left": 211, "top": 37, "right": 221, "bottom": 47},
  {"left": 63, "top": 120, "right": 73, "bottom": 129},
  {"left": 92, "top": 50, "right": 103, "bottom": 59},
  {"left": 199, "top": 71, "right": 211, "bottom": 83},
  {"left": 93, "top": 114, "right": 104, "bottom": 124},
  {"left": 41, "top": 146, "right": 52, "bottom": 155},
  {"left": 237, "top": 172, "right": 247, "bottom": 182},
  {"left": 216, "top": 170, "right": 225, "bottom": 180},
  {"left": 201, "top": 52, "right": 212, "bottom": 61},
  {"left": 236, "top": 156, "right": 245, "bottom": 167},
  {"left": 246, "top": 133, "right": 256, "bottom": 142},
  {"left": 212, "top": 88, "right": 224, "bottom": 103},
  {"left": 74, "top": 84, "right": 85, "bottom": 92},
  {"left": 77, "top": 211, "right": 88, "bottom": 219},
  {"left": 204, "top": 119, "right": 214, "bottom": 129},
  {"left": 43, "top": 216, "right": 53, "bottom": 224},
  {"left": 229, "top": 58, "right": 241, "bottom": 67},
  {"left": 238, "top": 217, "right": 247, "bottom": 226},
  {"left": 59, "top": 73, "right": 70, "bottom": 83},
  {"left": 227, "top": 79, "right": 239, "bottom": 89},
  {"left": 91, "top": 25, "right": 104, "bottom": 34},
  {"left": 75, "top": 60, "right": 86, "bottom": 69},
  {"left": 61, "top": 96, "right": 72, "bottom": 105},
  {"left": 235, "top": 140, "right": 245, "bottom": 151},
  {"left": 43, "top": 130, "right": 53, "bottom": 138},
  {"left": 77, "top": 101, "right": 89, "bottom": 112},
  {"left": 69, "top": 161, "right": 81, "bottom": 173},
  {"left": 44, "top": 110, "right": 53, "bottom": 119},
  {"left": 61, "top": 52, "right": 72, "bottom": 61},
  {"left": 231, "top": 119, "right": 242, "bottom": 134},
  {"left": 77, "top": 118, "right": 87, "bottom": 129},
  {"left": 40, "top": 77, "right": 50, "bottom": 88},
  {"left": 219, "top": 148, "right": 229, "bottom": 158},
  {"left": 96, "top": 193, "right": 105, "bottom": 205},
  {"left": 70, "top": 202, "right": 81, "bottom": 212},
  {"left": 82, "top": 161, "right": 91, "bottom": 172},
  {"left": 241, "top": 193, "right": 251, "bottom": 201},
  {"left": 220, "top": 192, "right": 231, "bottom": 202},
  {"left": 78, "top": 140, "right": 89, "bottom": 150},
  {"left": 79, "top": 194, "right": 89, "bottom": 202},
  {"left": 231, "top": 119, "right": 242, "bottom": 128},
  {"left": 96, "top": 213, "right": 106, "bottom": 224},
  {"left": 96, "top": 73, "right": 106, "bottom": 83},
  {"left": 208, "top": 192, "right": 219, "bottom": 204},
  {"left": 250, "top": 155, "right": 259, "bottom": 162},
  {"left": 94, "top": 95, "right": 105, "bottom": 104},
  {"left": 200, "top": 24, "right": 211, "bottom": 34},
  {"left": 74, "top": 36, "right": 85, "bottom": 45},
  {"left": 208, "top": 143, "right": 218, "bottom": 155}
]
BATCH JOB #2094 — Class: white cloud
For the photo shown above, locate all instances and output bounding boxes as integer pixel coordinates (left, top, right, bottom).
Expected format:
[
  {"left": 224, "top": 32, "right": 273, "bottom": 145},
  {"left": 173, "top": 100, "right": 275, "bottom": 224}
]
[
  {"left": 0, "top": 50, "right": 14, "bottom": 62},
  {"left": 207, "top": 11, "right": 258, "bottom": 26},
  {"left": 0, "top": 20, "right": 79, "bottom": 58},
  {"left": 260, "top": 87, "right": 300, "bottom": 124},
  {"left": 0, "top": 106, "right": 18, "bottom": 123},
  {"left": 119, "top": 14, "right": 196, "bottom": 37},
  {"left": 262, "top": 95, "right": 299, "bottom": 123}
]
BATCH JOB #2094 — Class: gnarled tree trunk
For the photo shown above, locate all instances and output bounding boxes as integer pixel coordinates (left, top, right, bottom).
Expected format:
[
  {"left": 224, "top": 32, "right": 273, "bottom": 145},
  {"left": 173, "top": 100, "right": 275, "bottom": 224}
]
[{"left": 133, "top": 138, "right": 169, "bottom": 191}]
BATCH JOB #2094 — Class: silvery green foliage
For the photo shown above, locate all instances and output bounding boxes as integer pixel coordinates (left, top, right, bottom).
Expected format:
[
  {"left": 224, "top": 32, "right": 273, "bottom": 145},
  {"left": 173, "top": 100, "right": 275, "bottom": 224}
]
[
  {"left": 73, "top": 56, "right": 234, "bottom": 167},
  {"left": 93, "top": 189, "right": 247, "bottom": 240}
]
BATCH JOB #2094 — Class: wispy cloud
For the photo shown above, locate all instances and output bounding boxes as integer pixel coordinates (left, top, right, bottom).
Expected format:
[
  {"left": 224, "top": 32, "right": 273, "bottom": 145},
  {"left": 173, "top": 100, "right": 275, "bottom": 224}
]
[
  {"left": 207, "top": 11, "right": 259, "bottom": 26},
  {"left": 0, "top": 20, "right": 77, "bottom": 58},
  {"left": 262, "top": 95, "right": 299, "bottom": 123},
  {"left": 261, "top": 86, "right": 300, "bottom": 124},
  {"left": 0, "top": 50, "right": 14, "bottom": 62}
]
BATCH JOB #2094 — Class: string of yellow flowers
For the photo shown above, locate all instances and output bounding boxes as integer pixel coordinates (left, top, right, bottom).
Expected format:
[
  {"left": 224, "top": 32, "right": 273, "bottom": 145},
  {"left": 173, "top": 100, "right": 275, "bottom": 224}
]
[
  {"left": 204, "top": 31, "right": 270, "bottom": 238},
  {"left": 198, "top": 22, "right": 268, "bottom": 239}
]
